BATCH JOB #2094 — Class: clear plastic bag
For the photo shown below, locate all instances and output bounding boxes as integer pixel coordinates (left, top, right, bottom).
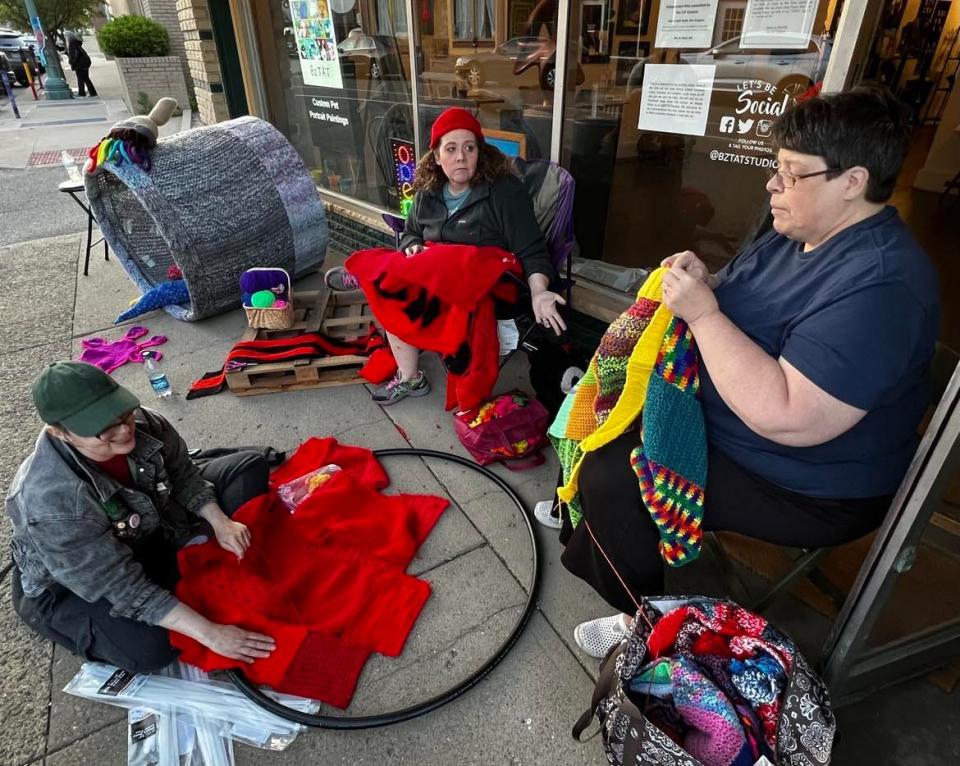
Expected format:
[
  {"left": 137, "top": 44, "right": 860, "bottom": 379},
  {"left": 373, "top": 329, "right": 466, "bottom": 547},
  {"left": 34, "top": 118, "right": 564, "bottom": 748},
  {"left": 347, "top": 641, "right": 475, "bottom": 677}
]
[
  {"left": 276, "top": 464, "right": 341, "bottom": 511},
  {"left": 65, "top": 662, "right": 319, "bottom": 753}
]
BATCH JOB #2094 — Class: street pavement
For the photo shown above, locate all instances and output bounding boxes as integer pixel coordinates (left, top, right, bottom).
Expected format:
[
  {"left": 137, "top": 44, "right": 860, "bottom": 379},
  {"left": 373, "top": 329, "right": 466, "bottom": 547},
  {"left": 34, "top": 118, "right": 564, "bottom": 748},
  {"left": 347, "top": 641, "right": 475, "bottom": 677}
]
[{"left": 0, "top": 32, "right": 958, "bottom": 766}]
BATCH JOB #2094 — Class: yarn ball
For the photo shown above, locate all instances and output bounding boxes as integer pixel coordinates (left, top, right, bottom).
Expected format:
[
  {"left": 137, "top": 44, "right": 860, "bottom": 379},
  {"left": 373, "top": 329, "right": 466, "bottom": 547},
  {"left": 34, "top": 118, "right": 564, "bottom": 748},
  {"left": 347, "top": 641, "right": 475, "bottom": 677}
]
[
  {"left": 273, "top": 299, "right": 288, "bottom": 309},
  {"left": 167, "top": 264, "right": 183, "bottom": 280},
  {"left": 251, "top": 290, "right": 276, "bottom": 308}
]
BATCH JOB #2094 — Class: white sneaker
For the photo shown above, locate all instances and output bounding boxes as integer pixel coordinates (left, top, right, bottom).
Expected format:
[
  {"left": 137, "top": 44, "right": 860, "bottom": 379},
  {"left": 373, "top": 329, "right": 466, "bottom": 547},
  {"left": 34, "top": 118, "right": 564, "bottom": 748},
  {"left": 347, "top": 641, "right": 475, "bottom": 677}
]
[
  {"left": 574, "top": 613, "right": 630, "bottom": 658},
  {"left": 533, "top": 500, "right": 562, "bottom": 529}
]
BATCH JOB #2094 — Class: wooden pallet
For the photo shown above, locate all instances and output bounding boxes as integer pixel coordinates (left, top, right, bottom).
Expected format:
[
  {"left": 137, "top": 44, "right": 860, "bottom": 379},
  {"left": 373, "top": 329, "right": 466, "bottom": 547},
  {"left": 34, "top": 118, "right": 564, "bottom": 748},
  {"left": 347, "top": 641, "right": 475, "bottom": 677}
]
[{"left": 225, "top": 288, "right": 376, "bottom": 396}]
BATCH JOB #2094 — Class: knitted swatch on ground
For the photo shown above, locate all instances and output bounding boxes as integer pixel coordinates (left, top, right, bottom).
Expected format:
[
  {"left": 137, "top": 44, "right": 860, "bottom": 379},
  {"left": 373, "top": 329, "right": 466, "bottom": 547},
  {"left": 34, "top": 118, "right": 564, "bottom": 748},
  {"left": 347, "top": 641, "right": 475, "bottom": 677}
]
[{"left": 630, "top": 316, "right": 707, "bottom": 567}]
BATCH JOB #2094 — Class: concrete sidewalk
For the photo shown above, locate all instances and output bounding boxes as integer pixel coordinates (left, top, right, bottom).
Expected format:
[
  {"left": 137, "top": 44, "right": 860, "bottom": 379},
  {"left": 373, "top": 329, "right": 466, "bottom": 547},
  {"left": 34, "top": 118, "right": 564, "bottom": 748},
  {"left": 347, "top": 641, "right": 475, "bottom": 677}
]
[
  {"left": 0, "top": 36, "right": 190, "bottom": 169},
  {"left": 0, "top": 235, "right": 958, "bottom": 766}
]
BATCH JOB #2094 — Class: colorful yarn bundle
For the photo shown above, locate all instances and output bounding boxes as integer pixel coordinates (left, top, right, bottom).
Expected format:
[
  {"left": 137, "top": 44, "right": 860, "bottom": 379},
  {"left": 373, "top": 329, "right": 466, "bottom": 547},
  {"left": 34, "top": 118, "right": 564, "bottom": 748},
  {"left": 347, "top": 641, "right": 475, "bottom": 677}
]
[
  {"left": 86, "top": 136, "right": 152, "bottom": 173},
  {"left": 84, "top": 97, "right": 179, "bottom": 176}
]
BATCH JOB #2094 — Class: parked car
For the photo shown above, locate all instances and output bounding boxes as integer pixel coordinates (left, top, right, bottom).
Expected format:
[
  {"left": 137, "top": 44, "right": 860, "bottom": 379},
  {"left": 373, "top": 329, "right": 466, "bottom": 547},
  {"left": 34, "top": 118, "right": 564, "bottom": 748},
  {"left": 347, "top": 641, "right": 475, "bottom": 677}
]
[
  {"left": 455, "top": 36, "right": 567, "bottom": 92},
  {"left": 679, "top": 34, "right": 832, "bottom": 99},
  {"left": 0, "top": 29, "right": 45, "bottom": 86},
  {"left": 0, "top": 51, "right": 14, "bottom": 91}
]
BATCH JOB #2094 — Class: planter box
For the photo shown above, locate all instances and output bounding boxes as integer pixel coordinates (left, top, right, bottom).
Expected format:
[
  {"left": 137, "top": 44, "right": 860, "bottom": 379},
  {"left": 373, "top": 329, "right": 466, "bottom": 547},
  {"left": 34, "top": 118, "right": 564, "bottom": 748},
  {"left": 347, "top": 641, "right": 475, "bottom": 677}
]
[{"left": 115, "top": 55, "right": 188, "bottom": 116}]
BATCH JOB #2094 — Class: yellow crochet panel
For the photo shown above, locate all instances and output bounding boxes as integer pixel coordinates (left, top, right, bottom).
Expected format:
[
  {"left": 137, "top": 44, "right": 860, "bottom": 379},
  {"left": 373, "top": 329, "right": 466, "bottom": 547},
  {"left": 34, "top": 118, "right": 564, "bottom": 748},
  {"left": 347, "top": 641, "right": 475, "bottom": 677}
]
[{"left": 557, "top": 267, "right": 674, "bottom": 504}]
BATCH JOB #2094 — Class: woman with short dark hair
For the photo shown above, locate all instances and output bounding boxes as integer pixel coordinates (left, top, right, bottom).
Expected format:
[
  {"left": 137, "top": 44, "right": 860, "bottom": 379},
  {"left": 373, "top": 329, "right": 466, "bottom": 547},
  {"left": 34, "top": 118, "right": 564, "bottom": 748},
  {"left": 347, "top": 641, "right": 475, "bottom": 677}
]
[{"left": 562, "top": 88, "right": 941, "bottom": 658}]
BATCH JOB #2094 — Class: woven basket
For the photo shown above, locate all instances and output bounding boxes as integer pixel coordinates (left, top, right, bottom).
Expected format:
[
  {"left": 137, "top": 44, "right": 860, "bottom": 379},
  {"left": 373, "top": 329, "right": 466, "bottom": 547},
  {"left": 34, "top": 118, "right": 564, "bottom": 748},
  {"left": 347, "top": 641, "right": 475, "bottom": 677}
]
[{"left": 243, "top": 267, "right": 294, "bottom": 329}]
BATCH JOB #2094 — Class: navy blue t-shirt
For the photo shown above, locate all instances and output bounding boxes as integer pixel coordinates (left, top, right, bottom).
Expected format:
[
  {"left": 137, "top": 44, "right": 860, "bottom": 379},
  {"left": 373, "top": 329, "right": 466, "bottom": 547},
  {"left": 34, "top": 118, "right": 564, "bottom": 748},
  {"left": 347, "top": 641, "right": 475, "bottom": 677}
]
[{"left": 702, "top": 206, "right": 940, "bottom": 498}]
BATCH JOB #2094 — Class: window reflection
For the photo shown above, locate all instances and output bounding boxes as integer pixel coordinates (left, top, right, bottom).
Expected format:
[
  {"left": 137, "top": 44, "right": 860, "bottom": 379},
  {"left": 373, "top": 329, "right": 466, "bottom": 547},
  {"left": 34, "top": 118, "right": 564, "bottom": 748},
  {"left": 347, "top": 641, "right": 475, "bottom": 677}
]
[{"left": 563, "top": 0, "right": 837, "bottom": 293}]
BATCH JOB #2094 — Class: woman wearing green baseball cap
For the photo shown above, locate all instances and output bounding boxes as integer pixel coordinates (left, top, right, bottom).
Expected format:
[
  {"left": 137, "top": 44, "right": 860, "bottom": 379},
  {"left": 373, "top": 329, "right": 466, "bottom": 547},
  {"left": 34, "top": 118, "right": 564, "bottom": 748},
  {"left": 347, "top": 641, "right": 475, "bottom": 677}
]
[{"left": 5, "top": 361, "right": 276, "bottom": 672}]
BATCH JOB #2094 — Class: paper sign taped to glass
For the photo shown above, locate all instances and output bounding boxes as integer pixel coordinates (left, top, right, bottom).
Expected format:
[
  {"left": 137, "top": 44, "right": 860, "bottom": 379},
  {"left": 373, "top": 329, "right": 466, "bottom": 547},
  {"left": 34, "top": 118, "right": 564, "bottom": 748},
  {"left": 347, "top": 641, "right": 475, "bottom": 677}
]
[
  {"left": 290, "top": 0, "right": 344, "bottom": 89},
  {"left": 741, "top": 0, "right": 817, "bottom": 49},
  {"left": 638, "top": 63, "right": 716, "bottom": 136}
]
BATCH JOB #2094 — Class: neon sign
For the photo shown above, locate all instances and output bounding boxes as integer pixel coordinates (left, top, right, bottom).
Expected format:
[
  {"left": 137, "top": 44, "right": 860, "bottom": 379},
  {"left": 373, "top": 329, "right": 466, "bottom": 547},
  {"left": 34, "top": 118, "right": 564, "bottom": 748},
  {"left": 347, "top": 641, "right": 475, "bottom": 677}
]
[{"left": 391, "top": 139, "right": 416, "bottom": 218}]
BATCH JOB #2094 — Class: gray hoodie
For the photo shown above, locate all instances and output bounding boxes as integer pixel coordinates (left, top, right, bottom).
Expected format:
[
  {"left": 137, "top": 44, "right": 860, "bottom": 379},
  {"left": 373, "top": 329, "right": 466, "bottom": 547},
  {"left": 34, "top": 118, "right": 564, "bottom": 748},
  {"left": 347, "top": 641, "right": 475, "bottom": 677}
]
[{"left": 5, "top": 408, "right": 216, "bottom": 625}]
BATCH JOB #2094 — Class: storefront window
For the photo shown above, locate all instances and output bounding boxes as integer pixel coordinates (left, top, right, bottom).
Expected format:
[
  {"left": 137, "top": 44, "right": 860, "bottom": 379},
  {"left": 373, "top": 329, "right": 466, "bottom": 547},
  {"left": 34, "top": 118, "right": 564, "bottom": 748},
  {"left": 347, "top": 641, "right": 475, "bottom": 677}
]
[
  {"left": 255, "top": 0, "right": 415, "bottom": 212},
  {"left": 411, "top": 0, "right": 560, "bottom": 202},
  {"left": 561, "top": 0, "right": 839, "bottom": 293},
  {"left": 454, "top": 0, "right": 496, "bottom": 40}
]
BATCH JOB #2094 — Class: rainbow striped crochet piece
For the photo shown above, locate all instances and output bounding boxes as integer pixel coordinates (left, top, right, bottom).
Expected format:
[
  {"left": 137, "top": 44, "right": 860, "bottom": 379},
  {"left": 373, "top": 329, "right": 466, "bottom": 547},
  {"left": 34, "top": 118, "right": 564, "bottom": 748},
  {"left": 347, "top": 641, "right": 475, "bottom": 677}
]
[{"left": 630, "top": 316, "right": 707, "bottom": 567}]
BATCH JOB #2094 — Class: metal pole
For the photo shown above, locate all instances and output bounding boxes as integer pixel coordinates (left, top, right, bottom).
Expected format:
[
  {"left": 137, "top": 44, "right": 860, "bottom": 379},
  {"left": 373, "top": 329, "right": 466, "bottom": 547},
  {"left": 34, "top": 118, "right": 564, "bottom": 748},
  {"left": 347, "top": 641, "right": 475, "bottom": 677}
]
[{"left": 21, "top": 0, "right": 73, "bottom": 100}]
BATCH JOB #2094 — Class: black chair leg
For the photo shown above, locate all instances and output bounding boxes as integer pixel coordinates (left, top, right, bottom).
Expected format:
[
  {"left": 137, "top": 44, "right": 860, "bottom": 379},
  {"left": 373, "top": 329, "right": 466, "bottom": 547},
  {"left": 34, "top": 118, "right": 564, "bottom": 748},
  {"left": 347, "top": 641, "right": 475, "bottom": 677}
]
[
  {"left": 84, "top": 210, "right": 94, "bottom": 276},
  {"left": 748, "top": 548, "right": 832, "bottom": 613}
]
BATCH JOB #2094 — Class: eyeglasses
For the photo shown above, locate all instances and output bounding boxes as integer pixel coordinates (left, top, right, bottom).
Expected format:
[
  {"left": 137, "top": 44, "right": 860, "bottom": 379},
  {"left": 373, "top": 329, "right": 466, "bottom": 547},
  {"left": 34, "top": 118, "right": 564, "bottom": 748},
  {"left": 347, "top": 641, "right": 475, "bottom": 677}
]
[
  {"left": 97, "top": 409, "right": 137, "bottom": 440},
  {"left": 766, "top": 167, "right": 842, "bottom": 188}
]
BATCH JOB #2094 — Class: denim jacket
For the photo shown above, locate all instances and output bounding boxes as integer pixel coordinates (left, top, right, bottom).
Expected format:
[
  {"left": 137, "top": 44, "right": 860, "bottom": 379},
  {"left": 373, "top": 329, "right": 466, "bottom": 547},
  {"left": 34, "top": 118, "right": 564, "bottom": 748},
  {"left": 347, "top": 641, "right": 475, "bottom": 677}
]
[{"left": 5, "top": 408, "right": 216, "bottom": 625}]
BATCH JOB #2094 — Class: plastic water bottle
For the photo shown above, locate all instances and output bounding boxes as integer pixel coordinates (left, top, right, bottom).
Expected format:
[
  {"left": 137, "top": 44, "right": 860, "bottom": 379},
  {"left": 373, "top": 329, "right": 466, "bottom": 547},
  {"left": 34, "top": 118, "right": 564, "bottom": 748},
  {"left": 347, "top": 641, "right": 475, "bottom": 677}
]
[
  {"left": 142, "top": 351, "right": 172, "bottom": 398},
  {"left": 61, "top": 151, "right": 82, "bottom": 184}
]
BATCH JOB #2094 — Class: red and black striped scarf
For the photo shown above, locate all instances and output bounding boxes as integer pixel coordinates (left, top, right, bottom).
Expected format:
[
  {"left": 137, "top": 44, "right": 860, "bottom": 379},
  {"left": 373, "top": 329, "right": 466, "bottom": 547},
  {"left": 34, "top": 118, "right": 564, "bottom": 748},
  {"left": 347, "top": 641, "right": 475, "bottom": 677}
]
[{"left": 186, "top": 330, "right": 384, "bottom": 399}]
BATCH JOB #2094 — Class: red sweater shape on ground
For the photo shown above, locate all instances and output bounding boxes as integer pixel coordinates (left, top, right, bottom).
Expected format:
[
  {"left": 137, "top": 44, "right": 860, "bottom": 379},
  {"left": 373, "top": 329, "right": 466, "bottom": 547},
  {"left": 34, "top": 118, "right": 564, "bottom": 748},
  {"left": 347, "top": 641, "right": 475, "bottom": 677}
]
[{"left": 171, "top": 438, "right": 448, "bottom": 708}]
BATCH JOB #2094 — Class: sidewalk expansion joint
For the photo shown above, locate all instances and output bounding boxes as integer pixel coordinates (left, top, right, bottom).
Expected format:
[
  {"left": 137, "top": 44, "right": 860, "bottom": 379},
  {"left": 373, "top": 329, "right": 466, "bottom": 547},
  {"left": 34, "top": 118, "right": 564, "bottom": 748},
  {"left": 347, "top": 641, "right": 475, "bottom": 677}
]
[
  {"left": 42, "top": 713, "right": 126, "bottom": 761},
  {"left": 367, "top": 601, "right": 528, "bottom": 685},
  {"left": 409, "top": 540, "right": 488, "bottom": 578}
]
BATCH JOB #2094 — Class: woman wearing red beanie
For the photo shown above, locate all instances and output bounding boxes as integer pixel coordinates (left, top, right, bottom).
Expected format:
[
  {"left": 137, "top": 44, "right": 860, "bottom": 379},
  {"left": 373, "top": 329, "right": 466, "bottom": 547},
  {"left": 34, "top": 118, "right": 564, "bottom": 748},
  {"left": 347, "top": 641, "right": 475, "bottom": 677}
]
[{"left": 370, "top": 107, "right": 566, "bottom": 404}]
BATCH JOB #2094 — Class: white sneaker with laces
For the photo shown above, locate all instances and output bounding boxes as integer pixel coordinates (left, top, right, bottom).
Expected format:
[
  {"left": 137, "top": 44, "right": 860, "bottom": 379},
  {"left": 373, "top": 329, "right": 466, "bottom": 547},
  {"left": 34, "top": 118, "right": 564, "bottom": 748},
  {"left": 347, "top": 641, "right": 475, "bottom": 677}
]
[
  {"left": 533, "top": 500, "right": 562, "bottom": 529},
  {"left": 574, "top": 613, "right": 630, "bottom": 658}
]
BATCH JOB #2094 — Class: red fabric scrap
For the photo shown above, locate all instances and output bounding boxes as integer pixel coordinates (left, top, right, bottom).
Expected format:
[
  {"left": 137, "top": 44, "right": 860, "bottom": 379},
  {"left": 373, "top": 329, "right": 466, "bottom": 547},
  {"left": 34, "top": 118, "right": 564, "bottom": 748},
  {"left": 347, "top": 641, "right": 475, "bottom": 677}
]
[
  {"left": 345, "top": 244, "right": 522, "bottom": 411},
  {"left": 171, "top": 438, "right": 448, "bottom": 708}
]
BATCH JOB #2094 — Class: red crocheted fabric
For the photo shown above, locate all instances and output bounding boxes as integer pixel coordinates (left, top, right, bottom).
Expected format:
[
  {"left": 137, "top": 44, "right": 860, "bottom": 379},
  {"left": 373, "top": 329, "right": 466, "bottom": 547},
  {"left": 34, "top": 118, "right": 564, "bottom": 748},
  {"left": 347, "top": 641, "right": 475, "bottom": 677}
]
[
  {"left": 345, "top": 244, "right": 522, "bottom": 411},
  {"left": 171, "top": 438, "right": 448, "bottom": 708}
]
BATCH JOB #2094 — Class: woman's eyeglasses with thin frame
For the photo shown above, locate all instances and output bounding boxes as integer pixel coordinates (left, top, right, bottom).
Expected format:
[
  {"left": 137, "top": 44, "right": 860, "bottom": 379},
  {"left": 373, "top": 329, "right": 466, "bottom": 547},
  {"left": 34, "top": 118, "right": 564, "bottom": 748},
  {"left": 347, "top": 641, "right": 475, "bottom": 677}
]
[
  {"left": 97, "top": 409, "right": 137, "bottom": 440},
  {"left": 766, "top": 167, "right": 842, "bottom": 188}
]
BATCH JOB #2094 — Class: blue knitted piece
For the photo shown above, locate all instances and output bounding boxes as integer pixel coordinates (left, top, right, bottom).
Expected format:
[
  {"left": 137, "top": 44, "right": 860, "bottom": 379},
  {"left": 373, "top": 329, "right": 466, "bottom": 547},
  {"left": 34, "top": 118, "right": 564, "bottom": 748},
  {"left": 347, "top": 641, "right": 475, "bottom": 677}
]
[{"left": 116, "top": 279, "right": 190, "bottom": 323}]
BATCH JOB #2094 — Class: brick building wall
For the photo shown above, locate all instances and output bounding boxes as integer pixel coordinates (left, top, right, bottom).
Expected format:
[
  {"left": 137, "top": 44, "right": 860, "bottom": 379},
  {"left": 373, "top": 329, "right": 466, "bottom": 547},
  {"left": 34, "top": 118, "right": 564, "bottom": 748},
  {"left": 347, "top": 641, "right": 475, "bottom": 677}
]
[
  {"left": 140, "top": 0, "right": 194, "bottom": 98},
  {"left": 115, "top": 56, "right": 190, "bottom": 115},
  {"left": 177, "top": 0, "right": 230, "bottom": 125}
]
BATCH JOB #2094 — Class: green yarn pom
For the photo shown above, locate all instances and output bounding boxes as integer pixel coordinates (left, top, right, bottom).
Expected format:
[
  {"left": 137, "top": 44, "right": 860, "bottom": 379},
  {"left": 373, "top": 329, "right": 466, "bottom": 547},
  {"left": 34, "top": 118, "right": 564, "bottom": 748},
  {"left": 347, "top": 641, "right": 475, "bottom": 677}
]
[{"left": 251, "top": 290, "right": 276, "bottom": 308}]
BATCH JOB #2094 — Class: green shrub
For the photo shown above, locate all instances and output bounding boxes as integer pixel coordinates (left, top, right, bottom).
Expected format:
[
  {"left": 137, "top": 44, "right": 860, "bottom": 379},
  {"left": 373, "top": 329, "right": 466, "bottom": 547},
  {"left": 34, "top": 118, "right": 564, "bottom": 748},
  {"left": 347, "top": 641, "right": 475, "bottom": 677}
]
[{"left": 97, "top": 16, "right": 169, "bottom": 58}]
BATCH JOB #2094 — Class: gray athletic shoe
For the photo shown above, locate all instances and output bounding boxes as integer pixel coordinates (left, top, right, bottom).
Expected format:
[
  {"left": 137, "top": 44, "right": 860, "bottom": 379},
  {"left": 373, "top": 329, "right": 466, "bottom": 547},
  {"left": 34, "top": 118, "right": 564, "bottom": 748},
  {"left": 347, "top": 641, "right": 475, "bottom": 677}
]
[
  {"left": 324, "top": 266, "right": 360, "bottom": 292},
  {"left": 371, "top": 372, "right": 430, "bottom": 405}
]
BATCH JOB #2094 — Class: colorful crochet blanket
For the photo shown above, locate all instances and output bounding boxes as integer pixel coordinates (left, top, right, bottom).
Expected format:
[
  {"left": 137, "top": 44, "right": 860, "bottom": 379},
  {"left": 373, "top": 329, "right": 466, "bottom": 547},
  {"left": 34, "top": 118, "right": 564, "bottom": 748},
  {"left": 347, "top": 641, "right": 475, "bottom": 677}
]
[
  {"left": 548, "top": 268, "right": 707, "bottom": 566},
  {"left": 626, "top": 599, "right": 802, "bottom": 766}
]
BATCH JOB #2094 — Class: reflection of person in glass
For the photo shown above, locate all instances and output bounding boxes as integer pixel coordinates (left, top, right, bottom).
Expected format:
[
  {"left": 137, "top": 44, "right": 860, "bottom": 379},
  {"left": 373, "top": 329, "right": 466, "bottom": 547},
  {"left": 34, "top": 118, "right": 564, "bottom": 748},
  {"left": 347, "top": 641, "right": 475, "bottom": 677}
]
[
  {"left": 326, "top": 108, "right": 565, "bottom": 405},
  {"left": 562, "top": 89, "right": 940, "bottom": 658}
]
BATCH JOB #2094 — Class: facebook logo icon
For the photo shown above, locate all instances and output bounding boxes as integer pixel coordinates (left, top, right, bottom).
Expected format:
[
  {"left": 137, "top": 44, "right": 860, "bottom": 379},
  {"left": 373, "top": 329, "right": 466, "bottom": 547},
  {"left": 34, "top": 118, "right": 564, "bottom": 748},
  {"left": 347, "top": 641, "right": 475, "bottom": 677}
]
[{"left": 719, "top": 116, "right": 736, "bottom": 134}]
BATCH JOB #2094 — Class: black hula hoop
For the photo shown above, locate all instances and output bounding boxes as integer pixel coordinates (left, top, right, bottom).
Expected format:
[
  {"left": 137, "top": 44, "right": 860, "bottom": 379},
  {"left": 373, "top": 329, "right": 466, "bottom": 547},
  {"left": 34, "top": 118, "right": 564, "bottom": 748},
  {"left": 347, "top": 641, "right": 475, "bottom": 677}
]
[{"left": 226, "top": 447, "right": 541, "bottom": 729}]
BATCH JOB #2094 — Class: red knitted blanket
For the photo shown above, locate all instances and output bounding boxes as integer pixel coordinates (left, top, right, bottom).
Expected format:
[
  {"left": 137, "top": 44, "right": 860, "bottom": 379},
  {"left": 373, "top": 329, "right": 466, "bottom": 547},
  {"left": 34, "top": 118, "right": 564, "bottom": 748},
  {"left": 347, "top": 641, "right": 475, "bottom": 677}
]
[
  {"left": 345, "top": 244, "right": 522, "bottom": 411},
  {"left": 171, "top": 438, "right": 448, "bottom": 708}
]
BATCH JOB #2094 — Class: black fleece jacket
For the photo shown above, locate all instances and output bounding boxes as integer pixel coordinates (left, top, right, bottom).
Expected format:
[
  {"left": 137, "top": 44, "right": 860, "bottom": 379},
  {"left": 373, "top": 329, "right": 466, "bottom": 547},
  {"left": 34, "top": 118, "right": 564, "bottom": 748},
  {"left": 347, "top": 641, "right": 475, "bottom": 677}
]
[{"left": 399, "top": 174, "right": 554, "bottom": 282}]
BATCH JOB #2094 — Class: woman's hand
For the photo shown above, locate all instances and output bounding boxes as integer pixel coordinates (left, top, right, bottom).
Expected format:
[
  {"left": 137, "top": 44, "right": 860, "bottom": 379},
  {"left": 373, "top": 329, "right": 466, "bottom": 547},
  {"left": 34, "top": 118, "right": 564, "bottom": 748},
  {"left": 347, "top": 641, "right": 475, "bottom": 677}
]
[
  {"left": 661, "top": 251, "right": 710, "bottom": 284},
  {"left": 203, "top": 624, "right": 276, "bottom": 663},
  {"left": 531, "top": 290, "right": 567, "bottom": 336},
  {"left": 212, "top": 517, "right": 251, "bottom": 559},
  {"left": 405, "top": 244, "right": 426, "bottom": 257},
  {"left": 662, "top": 262, "right": 719, "bottom": 326}
]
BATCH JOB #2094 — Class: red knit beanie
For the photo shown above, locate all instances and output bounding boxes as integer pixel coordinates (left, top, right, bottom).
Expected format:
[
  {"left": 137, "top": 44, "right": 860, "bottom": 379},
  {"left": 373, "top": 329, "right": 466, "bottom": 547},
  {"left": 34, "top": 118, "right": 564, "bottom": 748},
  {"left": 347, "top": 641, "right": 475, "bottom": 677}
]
[{"left": 429, "top": 108, "right": 484, "bottom": 149}]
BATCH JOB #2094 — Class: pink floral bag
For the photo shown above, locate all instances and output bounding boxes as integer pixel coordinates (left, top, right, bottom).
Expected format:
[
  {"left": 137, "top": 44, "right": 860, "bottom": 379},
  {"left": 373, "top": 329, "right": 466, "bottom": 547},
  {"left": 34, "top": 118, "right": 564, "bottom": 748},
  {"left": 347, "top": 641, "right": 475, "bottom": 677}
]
[{"left": 454, "top": 390, "right": 550, "bottom": 470}]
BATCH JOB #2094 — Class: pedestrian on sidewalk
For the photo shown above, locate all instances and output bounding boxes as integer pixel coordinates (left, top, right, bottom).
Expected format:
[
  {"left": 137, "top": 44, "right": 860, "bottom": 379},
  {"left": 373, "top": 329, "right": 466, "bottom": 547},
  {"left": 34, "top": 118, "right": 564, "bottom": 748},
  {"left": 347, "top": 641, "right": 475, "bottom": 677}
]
[{"left": 67, "top": 32, "right": 97, "bottom": 97}]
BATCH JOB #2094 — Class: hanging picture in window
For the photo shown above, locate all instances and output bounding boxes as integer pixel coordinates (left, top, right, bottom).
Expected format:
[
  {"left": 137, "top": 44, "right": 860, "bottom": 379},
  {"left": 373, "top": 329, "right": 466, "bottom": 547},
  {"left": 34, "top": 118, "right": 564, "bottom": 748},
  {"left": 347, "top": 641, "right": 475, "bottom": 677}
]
[
  {"left": 741, "top": 0, "right": 817, "bottom": 49},
  {"left": 291, "top": 0, "right": 345, "bottom": 89}
]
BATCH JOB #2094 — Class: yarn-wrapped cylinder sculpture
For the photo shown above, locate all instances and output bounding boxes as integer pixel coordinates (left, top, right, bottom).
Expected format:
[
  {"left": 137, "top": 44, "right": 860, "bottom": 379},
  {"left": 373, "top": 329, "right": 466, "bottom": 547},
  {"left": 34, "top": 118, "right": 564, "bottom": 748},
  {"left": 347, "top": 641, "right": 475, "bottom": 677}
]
[{"left": 85, "top": 116, "right": 328, "bottom": 321}]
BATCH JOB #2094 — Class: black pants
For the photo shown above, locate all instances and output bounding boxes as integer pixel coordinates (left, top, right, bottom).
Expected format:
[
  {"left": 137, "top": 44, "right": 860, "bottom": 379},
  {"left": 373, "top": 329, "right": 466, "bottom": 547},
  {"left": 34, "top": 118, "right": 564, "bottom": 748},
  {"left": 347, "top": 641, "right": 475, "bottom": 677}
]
[
  {"left": 74, "top": 67, "right": 96, "bottom": 96},
  {"left": 12, "top": 451, "right": 269, "bottom": 673},
  {"left": 560, "top": 430, "right": 891, "bottom": 615}
]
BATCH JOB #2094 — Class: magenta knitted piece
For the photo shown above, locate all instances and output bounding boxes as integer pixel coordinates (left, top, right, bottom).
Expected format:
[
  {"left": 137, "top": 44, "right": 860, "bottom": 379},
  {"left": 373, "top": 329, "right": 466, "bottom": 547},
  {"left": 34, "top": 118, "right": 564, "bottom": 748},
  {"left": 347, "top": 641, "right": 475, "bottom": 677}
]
[{"left": 77, "top": 326, "right": 168, "bottom": 374}]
